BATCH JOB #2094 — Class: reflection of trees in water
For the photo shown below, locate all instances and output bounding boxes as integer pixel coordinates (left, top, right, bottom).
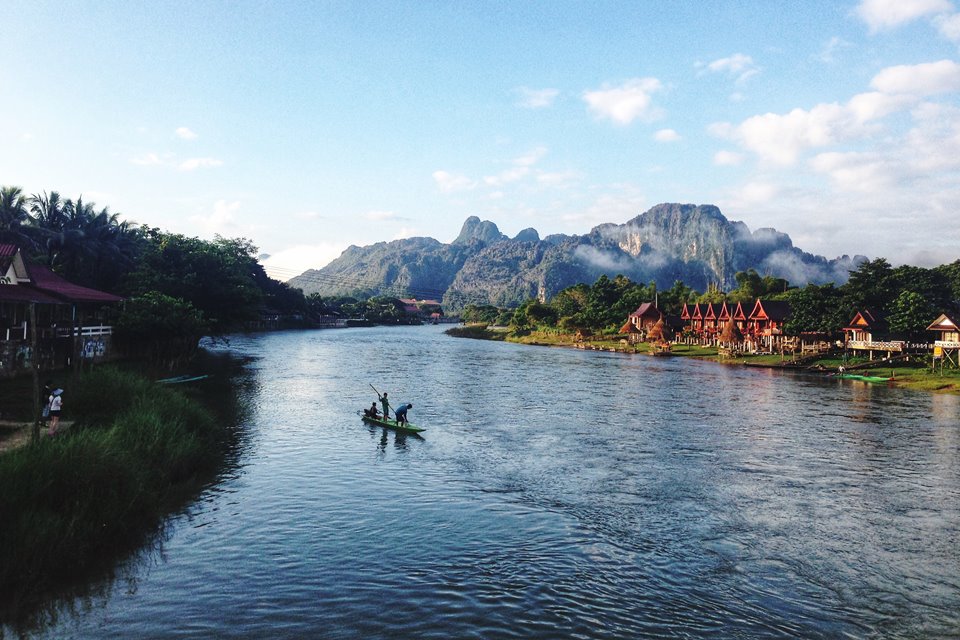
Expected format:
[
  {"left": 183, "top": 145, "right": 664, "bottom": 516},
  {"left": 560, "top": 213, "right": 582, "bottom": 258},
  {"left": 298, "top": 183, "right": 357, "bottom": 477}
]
[{"left": 0, "top": 348, "right": 253, "bottom": 635}]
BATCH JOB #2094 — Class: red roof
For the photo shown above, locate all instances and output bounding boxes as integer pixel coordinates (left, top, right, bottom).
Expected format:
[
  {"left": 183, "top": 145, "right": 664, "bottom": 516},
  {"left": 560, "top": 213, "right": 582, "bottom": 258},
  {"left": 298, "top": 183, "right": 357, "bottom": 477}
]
[
  {"left": 0, "top": 285, "right": 64, "bottom": 304},
  {"left": 25, "top": 263, "right": 123, "bottom": 303}
]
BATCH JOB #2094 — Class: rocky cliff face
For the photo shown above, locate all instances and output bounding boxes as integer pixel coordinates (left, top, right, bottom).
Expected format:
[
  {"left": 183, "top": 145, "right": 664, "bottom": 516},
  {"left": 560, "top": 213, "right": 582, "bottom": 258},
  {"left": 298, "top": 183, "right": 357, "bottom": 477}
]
[{"left": 287, "top": 204, "right": 866, "bottom": 310}]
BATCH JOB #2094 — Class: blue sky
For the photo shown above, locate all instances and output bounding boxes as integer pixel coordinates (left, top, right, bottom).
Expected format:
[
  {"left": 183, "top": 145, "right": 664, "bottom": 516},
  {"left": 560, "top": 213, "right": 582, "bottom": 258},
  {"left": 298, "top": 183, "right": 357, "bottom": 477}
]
[{"left": 2, "top": 0, "right": 959, "bottom": 280}]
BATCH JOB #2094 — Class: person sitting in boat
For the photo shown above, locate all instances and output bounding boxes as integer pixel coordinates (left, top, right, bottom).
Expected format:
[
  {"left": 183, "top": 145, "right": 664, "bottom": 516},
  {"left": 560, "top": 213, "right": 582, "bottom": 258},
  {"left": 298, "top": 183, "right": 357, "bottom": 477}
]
[
  {"left": 364, "top": 402, "right": 380, "bottom": 419},
  {"left": 394, "top": 402, "right": 413, "bottom": 426}
]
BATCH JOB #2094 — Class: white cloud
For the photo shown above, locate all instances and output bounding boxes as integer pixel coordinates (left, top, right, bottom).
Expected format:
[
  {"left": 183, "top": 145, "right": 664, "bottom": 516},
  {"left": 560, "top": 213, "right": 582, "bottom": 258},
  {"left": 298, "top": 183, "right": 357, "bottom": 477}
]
[
  {"left": 484, "top": 166, "right": 530, "bottom": 187},
  {"left": 713, "top": 90, "right": 915, "bottom": 165},
  {"left": 432, "top": 170, "right": 476, "bottom": 193},
  {"left": 262, "top": 243, "right": 348, "bottom": 277},
  {"left": 514, "top": 146, "right": 548, "bottom": 166},
  {"left": 713, "top": 150, "right": 743, "bottom": 166},
  {"left": 935, "top": 12, "right": 960, "bottom": 41},
  {"left": 704, "top": 53, "right": 760, "bottom": 84},
  {"left": 294, "top": 210, "right": 322, "bottom": 220},
  {"left": 483, "top": 147, "right": 548, "bottom": 186},
  {"left": 870, "top": 59, "right": 960, "bottom": 95},
  {"left": 536, "top": 170, "right": 581, "bottom": 187},
  {"left": 191, "top": 199, "right": 240, "bottom": 235},
  {"left": 855, "top": 0, "right": 952, "bottom": 31},
  {"left": 654, "top": 128, "right": 681, "bottom": 142},
  {"left": 583, "top": 78, "right": 664, "bottom": 125},
  {"left": 179, "top": 157, "right": 223, "bottom": 171},
  {"left": 130, "top": 152, "right": 168, "bottom": 166},
  {"left": 516, "top": 87, "right": 560, "bottom": 109},
  {"left": 175, "top": 126, "right": 198, "bottom": 140},
  {"left": 815, "top": 37, "right": 853, "bottom": 64}
]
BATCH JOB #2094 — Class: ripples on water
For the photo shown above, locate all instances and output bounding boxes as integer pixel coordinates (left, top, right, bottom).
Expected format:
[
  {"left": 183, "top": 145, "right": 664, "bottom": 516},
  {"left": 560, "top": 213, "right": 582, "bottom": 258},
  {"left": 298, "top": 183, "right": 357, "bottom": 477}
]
[{"left": 12, "top": 326, "right": 960, "bottom": 639}]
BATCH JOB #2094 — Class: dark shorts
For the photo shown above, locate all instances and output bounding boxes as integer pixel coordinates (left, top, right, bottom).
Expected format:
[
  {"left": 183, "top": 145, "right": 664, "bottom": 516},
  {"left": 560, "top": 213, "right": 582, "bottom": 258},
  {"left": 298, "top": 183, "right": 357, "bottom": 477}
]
[{"left": 50, "top": 410, "right": 61, "bottom": 417}]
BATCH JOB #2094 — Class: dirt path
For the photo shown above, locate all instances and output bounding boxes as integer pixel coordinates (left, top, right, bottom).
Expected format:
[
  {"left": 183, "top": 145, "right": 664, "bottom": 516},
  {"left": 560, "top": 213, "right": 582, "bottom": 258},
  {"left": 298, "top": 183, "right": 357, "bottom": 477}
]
[{"left": 0, "top": 420, "right": 74, "bottom": 453}]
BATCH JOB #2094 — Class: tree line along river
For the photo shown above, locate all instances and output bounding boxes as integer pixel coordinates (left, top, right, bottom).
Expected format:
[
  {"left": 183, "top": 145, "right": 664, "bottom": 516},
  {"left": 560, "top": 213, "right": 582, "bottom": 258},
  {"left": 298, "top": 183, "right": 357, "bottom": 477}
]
[{"left": 10, "top": 324, "right": 960, "bottom": 639}]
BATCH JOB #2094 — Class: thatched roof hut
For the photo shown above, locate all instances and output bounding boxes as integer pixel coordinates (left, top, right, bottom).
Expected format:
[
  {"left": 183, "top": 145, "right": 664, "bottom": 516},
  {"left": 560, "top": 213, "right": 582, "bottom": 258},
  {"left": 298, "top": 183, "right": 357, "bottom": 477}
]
[
  {"left": 646, "top": 317, "right": 667, "bottom": 342},
  {"left": 718, "top": 320, "right": 743, "bottom": 344},
  {"left": 619, "top": 320, "right": 640, "bottom": 335}
]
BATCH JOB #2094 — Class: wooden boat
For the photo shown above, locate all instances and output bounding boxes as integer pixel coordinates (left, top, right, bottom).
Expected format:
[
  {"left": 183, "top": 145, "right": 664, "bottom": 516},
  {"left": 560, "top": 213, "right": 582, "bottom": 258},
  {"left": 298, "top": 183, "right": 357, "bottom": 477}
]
[
  {"left": 157, "top": 374, "right": 210, "bottom": 384},
  {"left": 832, "top": 373, "right": 892, "bottom": 383},
  {"left": 358, "top": 411, "right": 425, "bottom": 434}
]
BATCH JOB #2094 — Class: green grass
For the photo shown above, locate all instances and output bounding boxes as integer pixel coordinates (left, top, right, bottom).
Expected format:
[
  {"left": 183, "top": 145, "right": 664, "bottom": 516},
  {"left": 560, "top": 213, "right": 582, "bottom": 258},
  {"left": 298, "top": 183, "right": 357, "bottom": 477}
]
[{"left": 0, "top": 367, "right": 223, "bottom": 606}]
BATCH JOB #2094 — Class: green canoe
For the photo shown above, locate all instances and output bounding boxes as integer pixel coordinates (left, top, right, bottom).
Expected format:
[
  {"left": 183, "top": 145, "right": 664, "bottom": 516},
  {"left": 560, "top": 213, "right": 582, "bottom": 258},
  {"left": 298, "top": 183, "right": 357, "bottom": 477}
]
[
  {"left": 359, "top": 412, "right": 425, "bottom": 434},
  {"left": 833, "top": 373, "right": 892, "bottom": 383}
]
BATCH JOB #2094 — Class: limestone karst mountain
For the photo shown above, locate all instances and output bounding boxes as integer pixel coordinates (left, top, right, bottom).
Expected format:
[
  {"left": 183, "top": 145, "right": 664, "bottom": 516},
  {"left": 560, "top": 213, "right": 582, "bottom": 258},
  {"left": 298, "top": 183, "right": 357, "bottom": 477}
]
[{"left": 287, "top": 204, "right": 865, "bottom": 310}]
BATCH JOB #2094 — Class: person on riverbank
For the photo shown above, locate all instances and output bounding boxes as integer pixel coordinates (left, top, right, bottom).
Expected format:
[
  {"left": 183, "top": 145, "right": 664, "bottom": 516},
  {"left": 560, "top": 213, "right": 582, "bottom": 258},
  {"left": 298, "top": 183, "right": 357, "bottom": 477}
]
[
  {"left": 41, "top": 380, "right": 53, "bottom": 427},
  {"left": 394, "top": 402, "right": 413, "bottom": 426},
  {"left": 48, "top": 388, "right": 63, "bottom": 436}
]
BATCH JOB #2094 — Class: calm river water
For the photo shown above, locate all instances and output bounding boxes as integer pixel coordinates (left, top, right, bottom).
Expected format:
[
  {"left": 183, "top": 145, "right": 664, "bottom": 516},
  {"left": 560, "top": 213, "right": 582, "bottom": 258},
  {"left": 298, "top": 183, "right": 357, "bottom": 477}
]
[{"left": 14, "top": 325, "right": 960, "bottom": 638}]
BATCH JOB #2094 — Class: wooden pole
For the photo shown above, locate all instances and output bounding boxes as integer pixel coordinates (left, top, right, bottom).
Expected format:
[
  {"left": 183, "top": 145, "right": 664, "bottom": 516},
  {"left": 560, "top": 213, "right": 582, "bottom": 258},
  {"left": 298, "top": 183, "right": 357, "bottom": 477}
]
[{"left": 30, "top": 302, "right": 40, "bottom": 443}]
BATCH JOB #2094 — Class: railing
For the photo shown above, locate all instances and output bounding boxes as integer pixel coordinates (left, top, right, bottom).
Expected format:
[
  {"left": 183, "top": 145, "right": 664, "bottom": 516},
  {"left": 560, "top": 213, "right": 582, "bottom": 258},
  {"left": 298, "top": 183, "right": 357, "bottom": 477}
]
[
  {"left": 55, "top": 325, "right": 114, "bottom": 338},
  {"left": 935, "top": 340, "right": 960, "bottom": 349},
  {"left": 847, "top": 340, "right": 905, "bottom": 351},
  {"left": 2, "top": 325, "right": 114, "bottom": 341}
]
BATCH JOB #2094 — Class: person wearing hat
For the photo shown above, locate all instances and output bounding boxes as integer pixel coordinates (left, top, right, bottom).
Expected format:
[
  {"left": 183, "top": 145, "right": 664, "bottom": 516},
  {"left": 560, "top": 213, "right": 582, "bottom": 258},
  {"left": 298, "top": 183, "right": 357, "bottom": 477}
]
[{"left": 48, "top": 388, "right": 63, "bottom": 436}]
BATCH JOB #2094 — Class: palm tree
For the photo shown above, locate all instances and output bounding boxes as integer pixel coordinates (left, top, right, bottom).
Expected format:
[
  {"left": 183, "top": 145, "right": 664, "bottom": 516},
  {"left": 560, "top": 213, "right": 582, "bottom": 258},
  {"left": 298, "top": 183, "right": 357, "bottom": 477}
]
[
  {"left": 30, "top": 190, "right": 85, "bottom": 267},
  {"left": 0, "top": 185, "right": 37, "bottom": 251}
]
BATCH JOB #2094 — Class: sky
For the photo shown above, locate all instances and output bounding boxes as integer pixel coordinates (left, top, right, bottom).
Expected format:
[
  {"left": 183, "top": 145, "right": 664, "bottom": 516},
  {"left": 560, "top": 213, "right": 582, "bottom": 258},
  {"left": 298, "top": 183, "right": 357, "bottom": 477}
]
[{"left": 1, "top": 0, "right": 959, "bottom": 281}]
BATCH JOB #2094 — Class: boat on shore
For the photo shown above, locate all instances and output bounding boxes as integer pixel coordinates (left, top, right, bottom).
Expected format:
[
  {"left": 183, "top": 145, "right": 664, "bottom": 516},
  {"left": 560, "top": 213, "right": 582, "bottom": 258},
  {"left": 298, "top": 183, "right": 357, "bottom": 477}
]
[
  {"left": 831, "top": 373, "right": 892, "bottom": 383},
  {"left": 358, "top": 410, "right": 425, "bottom": 434}
]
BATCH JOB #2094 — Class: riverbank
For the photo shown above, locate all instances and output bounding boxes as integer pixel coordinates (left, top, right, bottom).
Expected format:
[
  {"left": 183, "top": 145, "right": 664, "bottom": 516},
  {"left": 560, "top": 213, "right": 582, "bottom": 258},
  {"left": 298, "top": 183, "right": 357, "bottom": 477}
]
[
  {"left": 0, "top": 367, "right": 227, "bottom": 616},
  {"left": 447, "top": 325, "right": 960, "bottom": 394}
]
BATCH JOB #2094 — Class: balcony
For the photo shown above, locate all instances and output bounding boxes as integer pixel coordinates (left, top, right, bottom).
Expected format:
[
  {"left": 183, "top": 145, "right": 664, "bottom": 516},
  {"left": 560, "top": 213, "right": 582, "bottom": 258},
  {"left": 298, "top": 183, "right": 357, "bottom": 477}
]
[{"left": 847, "top": 340, "right": 905, "bottom": 351}]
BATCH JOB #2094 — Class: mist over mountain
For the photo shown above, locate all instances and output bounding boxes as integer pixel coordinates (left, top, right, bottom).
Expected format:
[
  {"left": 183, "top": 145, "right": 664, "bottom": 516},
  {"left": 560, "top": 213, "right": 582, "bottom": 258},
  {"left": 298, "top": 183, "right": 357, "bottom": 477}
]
[{"left": 287, "top": 204, "right": 866, "bottom": 310}]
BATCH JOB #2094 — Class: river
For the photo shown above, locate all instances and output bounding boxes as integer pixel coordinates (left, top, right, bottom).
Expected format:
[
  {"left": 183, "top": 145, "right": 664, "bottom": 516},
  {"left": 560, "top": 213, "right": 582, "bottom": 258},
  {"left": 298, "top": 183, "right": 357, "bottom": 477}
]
[{"left": 11, "top": 325, "right": 960, "bottom": 638}]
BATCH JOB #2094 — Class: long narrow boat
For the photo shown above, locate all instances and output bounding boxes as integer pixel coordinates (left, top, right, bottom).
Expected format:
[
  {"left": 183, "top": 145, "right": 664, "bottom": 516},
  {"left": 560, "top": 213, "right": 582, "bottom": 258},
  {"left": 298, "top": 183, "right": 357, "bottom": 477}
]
[
  {"left": 358, "top": 411, "right": 426, "bottom": 434},
  {"left": 832, "top": 373, "right": 892, "bottom": 383}
]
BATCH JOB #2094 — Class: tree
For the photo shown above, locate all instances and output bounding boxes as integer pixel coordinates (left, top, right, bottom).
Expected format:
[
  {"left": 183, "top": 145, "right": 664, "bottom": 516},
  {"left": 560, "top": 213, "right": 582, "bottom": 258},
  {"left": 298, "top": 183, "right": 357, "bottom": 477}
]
[
  {"left": 114, "top": 292, "right": 208, "bottom": 367},
  {"left": 781, "top": 283, "right": 846, "bottom": 335},
  {"left": 842, "top": 258, "right": 895, "bottom": 311},
  {"left": 888, "top": 291, "right": 938, "bottom": 341},
  {"left": 0, "top": 186, "right": 35, "bottom": 251},
  {"left": 124, "top": 233, "right": 263, "bottom": 333}
]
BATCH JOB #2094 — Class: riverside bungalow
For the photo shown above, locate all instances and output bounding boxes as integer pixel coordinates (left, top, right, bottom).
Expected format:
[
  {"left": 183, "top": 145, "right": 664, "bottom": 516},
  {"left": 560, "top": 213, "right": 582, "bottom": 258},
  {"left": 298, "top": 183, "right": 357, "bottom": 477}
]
[
  {"left": 702, "top": 303, "right": 719, "bottom": 338},
  {"left": 843, "top": 309, "right": 905, "bottom": 359},
  {"left": 927, "top": 313, "right": 960, "bottom": 368},
  {"left": 0, "top": 245, "right": 122, "bottom": 376},
  {"left": 628, "top": 302, "right": 663, "bottom": 336},
  {"left": 747, "top": 300, "right": 791, "bottom": 351}
]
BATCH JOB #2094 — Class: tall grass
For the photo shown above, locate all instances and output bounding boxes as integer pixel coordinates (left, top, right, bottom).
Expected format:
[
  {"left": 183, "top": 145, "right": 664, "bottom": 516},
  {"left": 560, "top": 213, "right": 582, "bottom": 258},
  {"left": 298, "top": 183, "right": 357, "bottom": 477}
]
[{"left": 0, "top": 368, "right": 223, "bottom": 605}]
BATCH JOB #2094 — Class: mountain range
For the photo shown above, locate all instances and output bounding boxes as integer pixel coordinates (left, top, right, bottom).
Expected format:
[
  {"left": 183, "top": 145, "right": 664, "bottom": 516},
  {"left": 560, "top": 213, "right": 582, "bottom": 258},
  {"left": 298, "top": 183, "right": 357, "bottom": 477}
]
[{"left": 288, "top": 203, "right": 866, "bottom": 310}]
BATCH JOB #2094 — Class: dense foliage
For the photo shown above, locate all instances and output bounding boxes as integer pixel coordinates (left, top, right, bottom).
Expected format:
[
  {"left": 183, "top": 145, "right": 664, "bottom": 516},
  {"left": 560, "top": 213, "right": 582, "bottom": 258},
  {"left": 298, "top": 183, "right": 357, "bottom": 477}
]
[{"left": 477, "top": 258, "right": 960, "bottom": 340}]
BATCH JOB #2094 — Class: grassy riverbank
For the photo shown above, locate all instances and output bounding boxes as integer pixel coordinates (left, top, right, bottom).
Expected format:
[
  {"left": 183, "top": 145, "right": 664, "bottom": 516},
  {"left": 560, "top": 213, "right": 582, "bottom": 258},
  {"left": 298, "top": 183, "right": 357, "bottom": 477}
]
[
  {"left": 448, "top": 325, "right": 960, "bottom": 394},
  {"left": 0, "top": 367, "right": 225, "bottom": 608}
]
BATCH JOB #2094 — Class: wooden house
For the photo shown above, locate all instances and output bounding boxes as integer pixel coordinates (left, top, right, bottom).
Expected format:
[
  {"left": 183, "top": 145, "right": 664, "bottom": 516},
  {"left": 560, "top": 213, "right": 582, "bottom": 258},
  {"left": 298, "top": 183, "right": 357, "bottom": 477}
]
[
  {"left": 927, "top": 313, "right": 960, "bottom": 368},
  {"left": 0, "top": 245, "right": 123, "bottom": 376},
  {"left": 690, "top": 303, "right": 705, "bottom": 335},
  {"left": 628, "top": 302, "right": 663, "bottom": 335},
  {"left": 843, "top": 309, "right": 904, "bottom": 359},
  {"left": 702, "top": 303, "right": 720, "bottom": 337},
  {"left": 747, "top": 300, "right": 791, "bottom": 351}
]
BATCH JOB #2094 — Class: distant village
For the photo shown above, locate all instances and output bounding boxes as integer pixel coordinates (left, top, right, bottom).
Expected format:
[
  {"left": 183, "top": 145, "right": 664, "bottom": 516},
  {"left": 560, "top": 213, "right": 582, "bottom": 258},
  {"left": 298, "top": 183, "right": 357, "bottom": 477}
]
[{"left": 619, "top": 299, "right": 958, "bottom": 369}]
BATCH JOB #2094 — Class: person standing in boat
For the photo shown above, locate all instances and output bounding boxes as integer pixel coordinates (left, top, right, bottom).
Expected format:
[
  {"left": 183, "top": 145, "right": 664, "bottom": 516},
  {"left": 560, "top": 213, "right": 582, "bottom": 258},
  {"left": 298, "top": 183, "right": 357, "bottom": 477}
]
[
  {"left": 378, "top": 391, "right": 390, "bottom": 421},
  {"left": 394, "top": 402, "right": 413, "bottom": 426}
]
